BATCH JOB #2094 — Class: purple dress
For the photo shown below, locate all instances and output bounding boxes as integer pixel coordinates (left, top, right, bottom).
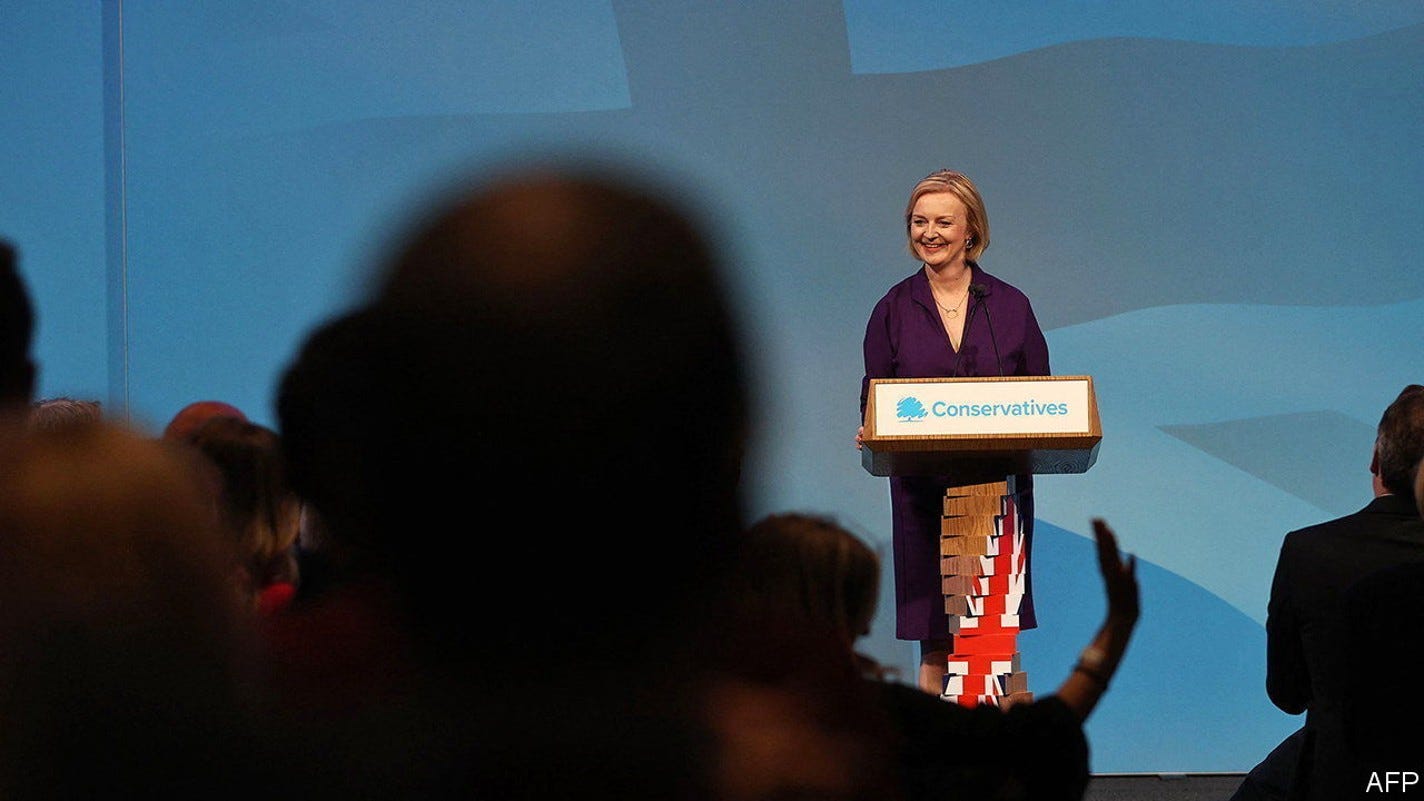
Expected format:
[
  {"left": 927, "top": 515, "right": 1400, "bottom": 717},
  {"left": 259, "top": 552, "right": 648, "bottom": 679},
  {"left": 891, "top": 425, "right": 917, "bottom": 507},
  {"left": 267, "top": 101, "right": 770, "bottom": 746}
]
[{"left": 860, "top": 263, "right": 1050, "bottom": 641}]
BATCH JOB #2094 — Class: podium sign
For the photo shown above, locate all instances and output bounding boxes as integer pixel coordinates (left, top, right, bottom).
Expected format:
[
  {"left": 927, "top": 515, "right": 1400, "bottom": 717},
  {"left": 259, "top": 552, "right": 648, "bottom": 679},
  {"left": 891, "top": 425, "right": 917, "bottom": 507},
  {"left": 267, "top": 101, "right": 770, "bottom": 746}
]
[{"left": 861, "top": 375, "right": 1102, "bottom": 477}]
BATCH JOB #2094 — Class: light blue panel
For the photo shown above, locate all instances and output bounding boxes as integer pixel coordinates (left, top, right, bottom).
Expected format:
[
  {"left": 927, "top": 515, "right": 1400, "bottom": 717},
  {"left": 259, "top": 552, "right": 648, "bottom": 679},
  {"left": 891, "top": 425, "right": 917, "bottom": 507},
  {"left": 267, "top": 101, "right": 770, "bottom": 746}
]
[
  {"left": 843, "top": 0, "right": 1424, "bottom": 72},
  {"left": 1034, "top": 297, "right": 1424, "bottom": 627},
  {"left": 1160, "top": 412, "right": 1376, "bottom": 517},
  {"left": 121, "top": 1, "right": 629, "bottom": 127},
  {"left": 1026, "top": 521, "right": 1300, "bottom": 773},
  {"left": 0, "top": 6, "right": 108, "bottom": 405},
  {"left": 117, "top": 1, "right": 632, "bottom": 432}
]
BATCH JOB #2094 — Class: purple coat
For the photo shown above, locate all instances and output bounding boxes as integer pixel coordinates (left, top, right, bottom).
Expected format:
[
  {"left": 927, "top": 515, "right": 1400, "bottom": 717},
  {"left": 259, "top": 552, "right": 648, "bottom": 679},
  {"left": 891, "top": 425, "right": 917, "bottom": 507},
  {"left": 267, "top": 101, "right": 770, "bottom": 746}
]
[{"left": 861, "top": 263, "right": 1050, "bottom": 641}]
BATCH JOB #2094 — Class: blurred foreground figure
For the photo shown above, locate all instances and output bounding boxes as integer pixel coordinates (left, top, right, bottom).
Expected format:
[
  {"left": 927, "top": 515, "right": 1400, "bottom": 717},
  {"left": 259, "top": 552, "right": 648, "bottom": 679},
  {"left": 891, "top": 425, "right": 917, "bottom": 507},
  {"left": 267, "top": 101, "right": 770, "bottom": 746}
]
[
  {"left": 269, "top": 163, "right": 900, "bottom": 799},
  {"left": 723, "top": 511, "right": 1138, "bottom": 801},
  {"left": 0, "top": 421, "right": 265, "bottom": 800}
]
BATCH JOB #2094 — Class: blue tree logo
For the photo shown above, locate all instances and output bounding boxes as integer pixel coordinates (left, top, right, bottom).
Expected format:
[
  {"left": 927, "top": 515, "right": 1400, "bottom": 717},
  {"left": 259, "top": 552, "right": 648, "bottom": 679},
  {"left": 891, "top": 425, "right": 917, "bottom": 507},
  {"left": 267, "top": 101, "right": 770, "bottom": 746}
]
[{"left": 896, "top": 396, "right": 928, "bottom": 422}]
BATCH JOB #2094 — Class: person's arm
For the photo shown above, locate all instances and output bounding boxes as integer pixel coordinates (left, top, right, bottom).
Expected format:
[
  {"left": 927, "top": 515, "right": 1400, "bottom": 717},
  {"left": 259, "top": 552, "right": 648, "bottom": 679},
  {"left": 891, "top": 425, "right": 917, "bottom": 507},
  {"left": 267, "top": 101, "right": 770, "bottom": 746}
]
[
  {"left": 1053, "top": 518, "right": 1139, "bottom": 722},
  {"left": 858, "top": 297, "right": 894, "bottom": 449},
  {"left": 1020, "top": 299, "right": 1050, "bottom": 377},
  {"left": 1265, "top": 539, "right": 1309, "bottom": 714}
]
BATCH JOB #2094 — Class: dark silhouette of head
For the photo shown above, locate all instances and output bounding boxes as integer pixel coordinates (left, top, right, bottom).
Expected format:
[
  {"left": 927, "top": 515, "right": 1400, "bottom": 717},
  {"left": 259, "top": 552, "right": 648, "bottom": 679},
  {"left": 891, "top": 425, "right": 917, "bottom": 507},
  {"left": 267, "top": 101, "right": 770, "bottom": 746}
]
[
  {"left": 162, "top": 400, "right": 248, "bottom": 443},
  {"left": 0, "top": 239, "right": 37, "bottom": 411},
  {"left": 185, "top": 415, "right": 302, "bottom": 598},
  {"left": 1373, "top": 384, "right": 1424, "bottom": 497},
  {"left": 278, "top": 164, "right": 751, "bottom": 679},
  {"left": 29, "top": 397, "right": 103, "bottom": 433},
  {"left": 732, "top": 512, "right": 882, "bottom": 649},
  {"left": 0, "top": 420, "right": 261, "bottom": 799}
]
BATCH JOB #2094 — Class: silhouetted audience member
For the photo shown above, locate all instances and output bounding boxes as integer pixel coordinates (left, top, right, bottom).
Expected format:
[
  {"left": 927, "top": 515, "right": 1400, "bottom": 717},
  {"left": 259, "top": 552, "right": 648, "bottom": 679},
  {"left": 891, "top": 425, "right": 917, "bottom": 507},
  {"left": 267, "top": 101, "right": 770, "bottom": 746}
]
[
  {"left": 281, "top": 165, "right": 746, "bottom": 666},
  {"left": 723, "top": 511, "right": 1139, "bottom": 801},
  {"left": 1234, "top": 384, "right": 1424, "bottom": 801},
  {"left": 0, "top": 238, "right": 37, "bottom": 417},
  {"left": 260, "top": 311, "right": 424, "bottom": 729},
  {"left": 727, "top": 512, "right": 885, "bottom": 665},
  {"left": 162, "top": 399, "right": 332, "bottom": 605},
  {"left": 266, "top": 163, "right": 889, "bottom": 799},
  {"left": 28, "top": 396, "right": 103, "bottom": 432},
  {"left": 184, "top": 415, "right": 304, "bottom": 615},
  {"left": 1339, "top": 559, "right": 1424, "bottom": 778},
  {"left": 0, "top": 420, "right": 269, "bottom": 800},
  {"left": 161, "top": 399, "right": 248, "bottom": 442},
  {"left": 1335, "top": 450, "right": 1424, "bottom": 783}
]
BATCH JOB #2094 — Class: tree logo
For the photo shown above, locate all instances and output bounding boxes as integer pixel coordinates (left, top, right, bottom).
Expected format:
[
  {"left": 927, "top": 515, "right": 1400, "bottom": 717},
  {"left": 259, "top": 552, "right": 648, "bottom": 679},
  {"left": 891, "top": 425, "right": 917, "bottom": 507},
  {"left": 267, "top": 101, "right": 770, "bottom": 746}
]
[{"left": 896, "top": 396, "right": 928, "bottom": 422}]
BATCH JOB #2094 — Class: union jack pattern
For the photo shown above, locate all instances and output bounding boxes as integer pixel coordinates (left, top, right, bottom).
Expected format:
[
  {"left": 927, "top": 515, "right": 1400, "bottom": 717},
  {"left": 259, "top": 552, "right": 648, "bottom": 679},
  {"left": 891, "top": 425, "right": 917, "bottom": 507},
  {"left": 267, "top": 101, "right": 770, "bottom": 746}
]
[{"left": 939, "top": 477, "right": 1032, "bottom": 709}]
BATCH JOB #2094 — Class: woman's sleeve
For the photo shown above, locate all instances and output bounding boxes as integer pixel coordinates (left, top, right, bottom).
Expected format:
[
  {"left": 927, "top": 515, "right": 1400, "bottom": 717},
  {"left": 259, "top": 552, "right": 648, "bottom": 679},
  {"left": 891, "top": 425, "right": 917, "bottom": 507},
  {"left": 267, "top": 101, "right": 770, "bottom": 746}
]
[
  {"left": 1020, "top": 298, "right": 1050, "bottom": 377},
  {"left": 860, "top": 297, "right": 894, "bottom": 420}
]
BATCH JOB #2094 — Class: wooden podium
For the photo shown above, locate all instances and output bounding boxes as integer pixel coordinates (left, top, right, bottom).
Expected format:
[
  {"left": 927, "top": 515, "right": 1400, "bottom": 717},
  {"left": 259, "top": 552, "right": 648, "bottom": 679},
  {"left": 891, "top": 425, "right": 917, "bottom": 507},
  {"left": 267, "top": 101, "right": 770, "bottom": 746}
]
[{"left": 860, "top": 375, "right": 1102, "bottom": 707}]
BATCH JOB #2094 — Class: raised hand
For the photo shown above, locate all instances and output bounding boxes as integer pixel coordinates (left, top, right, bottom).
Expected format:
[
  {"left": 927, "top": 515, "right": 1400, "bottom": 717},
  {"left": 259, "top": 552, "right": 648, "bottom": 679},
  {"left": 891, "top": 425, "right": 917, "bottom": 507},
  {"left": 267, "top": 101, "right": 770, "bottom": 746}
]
[{"left": 1092, "top": 518, "right": 1139, "bottom": 626}]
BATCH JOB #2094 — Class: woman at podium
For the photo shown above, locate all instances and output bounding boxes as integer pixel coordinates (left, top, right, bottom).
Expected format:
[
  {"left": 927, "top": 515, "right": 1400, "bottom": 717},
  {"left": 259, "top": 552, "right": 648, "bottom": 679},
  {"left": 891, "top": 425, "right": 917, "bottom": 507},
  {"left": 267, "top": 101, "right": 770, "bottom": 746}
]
[{"left": 857, "top": 169, "right": 1050, "bottom": 694}]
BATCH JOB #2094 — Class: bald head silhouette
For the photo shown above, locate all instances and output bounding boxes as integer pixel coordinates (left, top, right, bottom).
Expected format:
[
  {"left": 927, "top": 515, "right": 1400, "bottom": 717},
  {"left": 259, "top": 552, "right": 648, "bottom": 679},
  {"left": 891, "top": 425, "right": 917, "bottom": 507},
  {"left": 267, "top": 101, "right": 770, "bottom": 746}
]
[
  {"left": 162, "top": 401, "right": 248, "bottom": 443},
  {"left": 279, "top": 165, "right": 750, "bottom": 675}
]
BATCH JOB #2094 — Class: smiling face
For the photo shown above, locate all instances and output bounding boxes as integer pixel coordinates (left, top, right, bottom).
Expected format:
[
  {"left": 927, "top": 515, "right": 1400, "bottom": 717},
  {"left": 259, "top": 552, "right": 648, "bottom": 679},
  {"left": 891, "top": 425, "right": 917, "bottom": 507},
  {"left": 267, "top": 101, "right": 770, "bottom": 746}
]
[{"left": 908, "top": 192, "right": 972, "bottom": 271}]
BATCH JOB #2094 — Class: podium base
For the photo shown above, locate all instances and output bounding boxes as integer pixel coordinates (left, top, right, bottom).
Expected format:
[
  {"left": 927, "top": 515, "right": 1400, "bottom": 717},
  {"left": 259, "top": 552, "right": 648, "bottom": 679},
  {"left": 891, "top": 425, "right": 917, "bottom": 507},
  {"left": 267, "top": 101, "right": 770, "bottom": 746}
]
[{"left": 938, "top": 477, "right": 1030, "bottom": 708}]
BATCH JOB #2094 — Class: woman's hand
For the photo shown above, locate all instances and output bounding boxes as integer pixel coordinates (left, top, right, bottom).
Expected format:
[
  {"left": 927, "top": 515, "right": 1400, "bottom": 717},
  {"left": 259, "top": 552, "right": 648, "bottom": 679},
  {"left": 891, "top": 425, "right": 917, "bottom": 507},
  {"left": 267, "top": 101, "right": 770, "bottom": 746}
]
[{"left": 854, "top": 425, "right": 864, "bottom": 450}]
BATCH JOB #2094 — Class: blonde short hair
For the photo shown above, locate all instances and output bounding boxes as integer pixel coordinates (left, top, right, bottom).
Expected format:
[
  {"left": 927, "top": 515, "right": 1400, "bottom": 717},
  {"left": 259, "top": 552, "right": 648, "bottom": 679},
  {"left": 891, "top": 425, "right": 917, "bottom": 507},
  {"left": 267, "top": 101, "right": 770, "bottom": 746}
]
[{"left": 904, "top": 169, "right": 990, "bottom": 262}]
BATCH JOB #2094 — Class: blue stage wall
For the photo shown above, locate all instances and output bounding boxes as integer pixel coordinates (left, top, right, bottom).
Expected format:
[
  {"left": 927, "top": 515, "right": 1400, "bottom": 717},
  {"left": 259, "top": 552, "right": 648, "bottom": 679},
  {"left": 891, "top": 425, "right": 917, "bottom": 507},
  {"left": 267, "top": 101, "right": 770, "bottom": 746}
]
[{"left": 4, "top": 1, "right": 1422, "bottom": 773}]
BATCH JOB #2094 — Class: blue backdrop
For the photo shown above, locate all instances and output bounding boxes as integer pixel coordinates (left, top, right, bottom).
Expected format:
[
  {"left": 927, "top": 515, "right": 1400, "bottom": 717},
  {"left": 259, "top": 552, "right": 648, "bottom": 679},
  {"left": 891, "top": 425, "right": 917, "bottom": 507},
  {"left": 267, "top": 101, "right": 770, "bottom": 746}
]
[{"left": 4, "top": 1, "right": 1423, "bottom": 773}]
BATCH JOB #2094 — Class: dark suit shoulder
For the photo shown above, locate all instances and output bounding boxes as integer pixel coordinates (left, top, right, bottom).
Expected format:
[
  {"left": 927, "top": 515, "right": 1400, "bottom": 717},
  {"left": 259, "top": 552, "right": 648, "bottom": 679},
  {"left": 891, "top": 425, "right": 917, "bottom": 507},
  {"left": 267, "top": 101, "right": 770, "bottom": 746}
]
[{"left": 1284, "top": 496, "right": 1424, "bottom": 543}]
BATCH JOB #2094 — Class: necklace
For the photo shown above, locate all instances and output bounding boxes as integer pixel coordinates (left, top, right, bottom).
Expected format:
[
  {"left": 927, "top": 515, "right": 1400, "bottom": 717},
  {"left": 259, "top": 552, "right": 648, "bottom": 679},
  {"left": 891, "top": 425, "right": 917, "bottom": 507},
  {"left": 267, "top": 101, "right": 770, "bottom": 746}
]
[{"left": 933, "top": 288, "right": 969, "bottom": 318}]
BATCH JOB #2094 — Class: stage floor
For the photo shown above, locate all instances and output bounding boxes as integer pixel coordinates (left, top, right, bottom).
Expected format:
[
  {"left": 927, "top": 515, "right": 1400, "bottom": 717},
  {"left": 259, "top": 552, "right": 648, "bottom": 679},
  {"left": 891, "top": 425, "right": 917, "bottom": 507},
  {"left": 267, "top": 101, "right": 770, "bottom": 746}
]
[{"left": 1085, "top": 773, "right": 1247, "bottom": 801}]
